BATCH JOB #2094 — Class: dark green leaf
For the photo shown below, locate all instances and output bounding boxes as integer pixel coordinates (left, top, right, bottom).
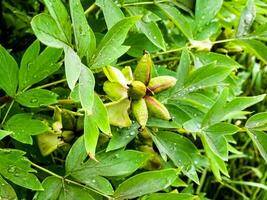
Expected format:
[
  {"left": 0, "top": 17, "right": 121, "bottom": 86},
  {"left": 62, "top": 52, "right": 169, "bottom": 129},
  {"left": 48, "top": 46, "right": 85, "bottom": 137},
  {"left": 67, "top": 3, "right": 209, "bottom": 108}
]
[
  {"left": 157, "top": 4, "right": 193, "bottom": 39},
  {"left": 70, "top": 0, "right": 96, "bottom": 59},
  {"left": 96, "top": 0, "right": 124, "bottom": 29},
  {"left": 89, "top": 16, "right": 141, "bottom": 68},
  {"left": 246, "top": 112, "right": 267, "bottom": 131},
  {"left": 114, "top": 169, "right": 177, "bottom": 199},
  {"left": 0, "top": 175, "right": 18, "bottom": 200},
  {"left": 107, "top": 123, "right": 139, "bottom": 152},
  {"left": 84, "top": 115, "right": 99, "bottom": 158},
  {"left": 0, "top": 45, "right": 19, "bottom": 96},
  {"left": 0, "top": 149, "right": 43, "bottom": 190},
  {"left": 70, "top": 150, "right": 149, "bottom": 177},
  {"left": 246, "top": 129, "right": 267, "bottom": 162},
  {"left": 19, "top": 40, "right": 62, "bottom": 90},
  {"left": 145, "top": 193, "right": 195, "bottom": 200},
  {"left": 4, "top": 114, "right": 49, "bottom": 144},
  {"left": 16, "top": 89, "right": 58, "bottom": 108},
  {"left": 43, "top": 0, "right": 72, "bottom": 44},
  {"left": 79, "top": 66, "right": 95, "bottom": 113},
  {"left": 31, "top": 14, "right": 68, "bottom": 48},
  {"left": 195, "top": 0, "right": 223, "bottom": 30}
]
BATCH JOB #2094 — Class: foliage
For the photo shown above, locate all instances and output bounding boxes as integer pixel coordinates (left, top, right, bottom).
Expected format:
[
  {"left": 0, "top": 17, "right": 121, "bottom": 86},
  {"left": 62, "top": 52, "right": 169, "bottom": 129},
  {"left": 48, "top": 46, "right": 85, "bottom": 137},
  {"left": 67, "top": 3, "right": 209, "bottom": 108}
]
[{"left": 0, "top": 0, "right": 267, "bottom": 199}]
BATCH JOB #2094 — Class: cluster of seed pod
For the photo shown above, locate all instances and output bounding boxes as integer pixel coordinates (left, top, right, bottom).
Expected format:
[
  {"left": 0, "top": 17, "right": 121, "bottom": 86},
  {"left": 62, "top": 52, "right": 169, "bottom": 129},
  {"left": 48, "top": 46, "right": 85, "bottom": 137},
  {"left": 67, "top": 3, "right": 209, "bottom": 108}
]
[{"left": 103, "top": 52, "right": 177, "bottom": 128}]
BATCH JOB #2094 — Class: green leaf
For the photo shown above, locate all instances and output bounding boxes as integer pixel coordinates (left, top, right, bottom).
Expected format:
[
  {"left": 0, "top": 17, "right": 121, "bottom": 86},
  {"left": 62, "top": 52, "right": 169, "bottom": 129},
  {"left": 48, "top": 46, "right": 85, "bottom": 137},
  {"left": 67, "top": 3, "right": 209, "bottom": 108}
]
[
  {"left": 89, "top": 16, "right": 140, "bottom": 69},
  {"left": 195, "top": 0, "right": 223, "bottom": 30},
  {"left": 185, "top": 63, "right": 233, "bottom": 89},
  {"left": 4, "top": 114, "right": 49, "bottom": 144},
  {"left": 175, "top": 49, "right": 191, "bottom": 89},
  {"left": 16, "top": 89, "right": 58, "bottom": 108},
  {"left": 19, "top": 40, "right": 62, "bottom": 90},
  {"left": 107, "top": 123, "right": 139, "bottom": 151},
  {"left": 31, "top": 14, "right": 68, "bottom": 48},
  {"left": 145, "top": 193, "right": 195, "bottom": 200},
  {"left": 246, "top": 112, "right": 267, "bottom": 131},
  {"left": 221, "top": 94, "right": 266, "bottom": 121},
  {"left": 194, "top": 52, "right": 241, "bottom": 69},
  {"left": 246, "top": 129, "right": 267, "bottom": 162},
  {"left": 204, "top": 123, "right": 240, "bottom": 136},
  {"left": 79, "top": 66, "right": 95, "bottom": 114},
  {"left": 95, "top": 0, "right": 124, "bottom": 29},
  {"left": 202, "top": 88, "right": 229, "bottom": 127},
  {"left": 238, "top": 39, "right": 267, "bottom": 63},
  {"left": 34, "top": 176, "right": 95, "bottom": 200},
  {"left": 70, "top": 150, "right": 149, "bottom": 177},
  {"left": 0, "top": 130, "right": 12, "bottom": 140},
  {"left": 157, "top": 4, "right": 193, "bottom": 39},
  {"left": 93, "top": 94, "right": 111, "bottom": 136},
  {"left": 70, "top": 0, "right": 96, "bottom": 59},
  {"left": 43, "top": 0, "right": 72, "bottom": 44},
  {"left": 0, "top": 175, "right": 18, "bottom": 200},
  {"left": 114, "top": 169, "right": 177, "bottom": 199},
  {"left": 66, "top": 136, "right": 87, "bottom": 173},
  {"left": 64, "top": 46, "right": 82, "bottom": 90},
  {"left": 127, "top": 7, "right": 165, "bottom": 50},
  {"left": 236, "top": 0, "right": 256, "bottom": 37},
  {"left": 151, "top": 131, "right": 200, "bottom": 184},
  {"left": 0, "top": 149, "right": 43, "bottom": 190},
  {"left": 84, "top": 115, "right": 99, "bottom": 158},
  {"left": 0, "top": 45, "right": 19, "bottom": 97}
]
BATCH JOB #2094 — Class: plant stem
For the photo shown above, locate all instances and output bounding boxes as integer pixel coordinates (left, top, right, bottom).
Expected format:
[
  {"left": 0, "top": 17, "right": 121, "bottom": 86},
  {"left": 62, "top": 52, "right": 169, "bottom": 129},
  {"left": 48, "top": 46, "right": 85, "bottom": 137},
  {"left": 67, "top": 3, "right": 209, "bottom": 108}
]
[
  {"left": 84, "top": 3, "right": 97, "bottom": 15},
  {"left": 36, "top": 79, "right": 66, "bottom": 89},
  {"left": 31, "top": 162, "right": 111, "bottom": 199},
  {"left": 223, "top": 182, "right": 249, "bottom": 199},
  {"left": 122, "top": 0, "right": 169, "bottom": 7},
  {"left": 196, "top": 168, "right": 207, "bottom": 194},
  {"left": 1, "top": 100, "right": 14, "bottom": 126}
]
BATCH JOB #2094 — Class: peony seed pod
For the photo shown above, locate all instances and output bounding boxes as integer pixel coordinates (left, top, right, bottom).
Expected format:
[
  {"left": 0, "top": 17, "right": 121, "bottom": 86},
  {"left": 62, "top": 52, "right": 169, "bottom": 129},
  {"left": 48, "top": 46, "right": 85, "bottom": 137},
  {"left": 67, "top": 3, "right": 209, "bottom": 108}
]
[
  {"left": 122, "top": 66, "right": 133, "bottom": 83},
  {"left": 134, "top": 52, "right": 152, "bottom": 85},
  {"left": 144, "top": 96, "right": 171, "bottom": 120},
  {"left": 103, "top": 81, "right": 128, "bottom": 101},
  {"left": 128, "top": 81, "right": 146, "bottom": 100},
  {"left": 103, "top": 65, "right": 128, "bottom": 87},
  {"left": 132, "top": 98, "right": 148, "bottom": 128},
  {"left": 148, "top": 76, "right": 177, "bottom": 94}
]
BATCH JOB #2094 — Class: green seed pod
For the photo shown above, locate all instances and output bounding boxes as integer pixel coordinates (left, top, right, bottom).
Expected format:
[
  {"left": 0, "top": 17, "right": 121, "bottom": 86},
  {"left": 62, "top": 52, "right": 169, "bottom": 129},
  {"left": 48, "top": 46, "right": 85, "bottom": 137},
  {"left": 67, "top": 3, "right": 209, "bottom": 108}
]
[
  {"left": 144, "top": 96, "right": 171, "bottom": 120},
  {"left": 62, "top": 130, "right": 75, "bottom": 142},
  {"left": 134, "top": 52, "right": 152, "bottom": 85},
  {"left": 105, "top": 98, "right": 132, "bottom": 127},
  {"left": 37, "top": 131, "right": 64, "bottom": 157},
  {"left": 128, "top": 81, "right": 146, "bottom": 100},
  {"left": 61, "top": 111, "right": 76, "bottom": 130},
  {"left": 148, "top": 76, "right": 177, "bottom": 94},
  {"left": 103, "top": 81, "right": 128, "bottom": 101},
  {"left": 132, "top": 98, "right": 148, "bottom": 128},
  {"left": 122, "top": 66, "right": 133, "bottom": 83},
  {"left": 103, "top": 65, "right": 128, "bottom": 87}
]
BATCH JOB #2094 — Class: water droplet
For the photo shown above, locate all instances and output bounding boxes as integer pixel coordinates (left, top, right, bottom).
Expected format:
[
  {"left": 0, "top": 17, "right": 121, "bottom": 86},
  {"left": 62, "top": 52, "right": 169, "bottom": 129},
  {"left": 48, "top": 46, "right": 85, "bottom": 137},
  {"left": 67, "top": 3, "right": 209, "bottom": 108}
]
[
  {"left": 30, "top": 98, "right": 38, "bottom": 103},
  {"left": 7, "top": 166, "right": 16, "bottom": 173},
  {"left": 92, "top": 179, "right": 96, "bottom": 183}
]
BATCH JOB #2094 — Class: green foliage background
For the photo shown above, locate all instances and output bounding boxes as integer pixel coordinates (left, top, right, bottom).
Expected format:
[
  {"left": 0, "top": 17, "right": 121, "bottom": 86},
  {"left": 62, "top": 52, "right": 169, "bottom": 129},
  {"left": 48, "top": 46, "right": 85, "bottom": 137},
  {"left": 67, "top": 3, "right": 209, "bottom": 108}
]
[{"left": 0, "top": 0, "right": 267, "bottom": 199}]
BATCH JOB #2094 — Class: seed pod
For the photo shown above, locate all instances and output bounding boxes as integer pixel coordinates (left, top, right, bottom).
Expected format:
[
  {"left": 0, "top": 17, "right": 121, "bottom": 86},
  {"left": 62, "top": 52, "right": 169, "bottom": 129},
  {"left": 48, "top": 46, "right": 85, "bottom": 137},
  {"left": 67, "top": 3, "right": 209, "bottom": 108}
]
[
  {"left": 128, "top": 81, "right": 146, "bottom": 100},
  {"left": 122, "top": 66, "right": 133, "bottom": 83},
  {"left": 103, "top": 81, "right": 128, "bottom": 101},
  {"left": 62, "top": 130, "right": 75, "bottom": 142},
  {"left": 37, "top": 131, "right": 64, "bottom": 157},
  {"left": 134, "top": 52, "right": 152, "bottom": 85},
  {"left": 103, "top": 65, "right": 128, "bottom": 87},
  {"left": 148, "top": 76, "right": 177, "bottom": 94},
  {"left": 105, "top": 98, "right": 132, "bottom": 127},
  {"left": 132, "top": 98, "right": 148, "bottom": 128},
  {"left": 61, "top": 111, "right": 76, "bottom": 130},
  {"left": 144, "top": 96, "right": 171, "bottom": 120}
]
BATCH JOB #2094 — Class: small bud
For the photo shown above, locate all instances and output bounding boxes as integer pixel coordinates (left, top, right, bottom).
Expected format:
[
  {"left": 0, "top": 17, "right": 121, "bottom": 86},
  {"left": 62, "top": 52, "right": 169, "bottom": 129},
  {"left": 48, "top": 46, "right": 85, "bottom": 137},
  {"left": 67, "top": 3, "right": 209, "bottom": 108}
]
[
  {"left": 132, "top": 98, "right": 148, "bottom": 128},
  {"left": 128, "top": 81, "right": 146, "bottom": 100},
  {"left": 144, "top": 96, "right": 171, "bottom": 120},
  {"left": 134, "top": 52, "right": 152, "bottom": 85},
  {"left": 103, "top": 65, "right": 128, "bottom": 87},
  {"left": 105, "top": 98, "right": 132, "bottom": 127},
  {"left": 103, "top": 81, "right": 128, "bottom": 101},
  {"left": 148, "top": 76, "right": 177, "bottom": 93}
]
